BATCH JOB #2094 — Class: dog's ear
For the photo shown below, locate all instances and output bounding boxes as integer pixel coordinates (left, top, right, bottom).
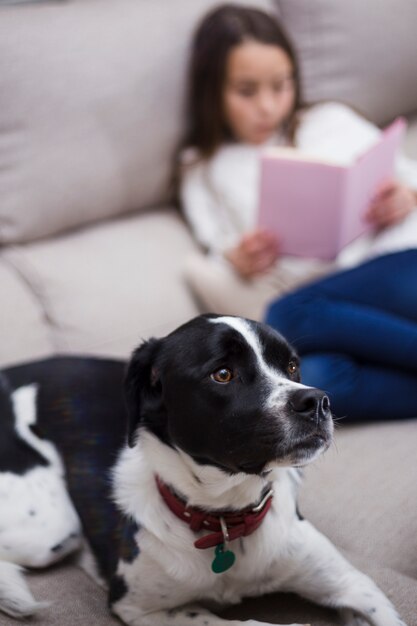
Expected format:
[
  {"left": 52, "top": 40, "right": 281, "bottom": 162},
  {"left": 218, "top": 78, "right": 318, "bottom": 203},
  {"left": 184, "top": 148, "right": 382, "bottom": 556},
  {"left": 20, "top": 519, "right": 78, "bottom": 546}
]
[{"left": 124, "top": 338, "right": 162, "bottom": 447}]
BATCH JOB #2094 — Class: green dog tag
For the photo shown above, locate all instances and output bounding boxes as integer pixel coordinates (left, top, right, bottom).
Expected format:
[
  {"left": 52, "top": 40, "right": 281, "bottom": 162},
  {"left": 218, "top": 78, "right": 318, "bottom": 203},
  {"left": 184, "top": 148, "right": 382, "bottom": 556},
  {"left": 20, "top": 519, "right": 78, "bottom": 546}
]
[{"left": 211, "top": 543, "right": 236, "bottom": 574}]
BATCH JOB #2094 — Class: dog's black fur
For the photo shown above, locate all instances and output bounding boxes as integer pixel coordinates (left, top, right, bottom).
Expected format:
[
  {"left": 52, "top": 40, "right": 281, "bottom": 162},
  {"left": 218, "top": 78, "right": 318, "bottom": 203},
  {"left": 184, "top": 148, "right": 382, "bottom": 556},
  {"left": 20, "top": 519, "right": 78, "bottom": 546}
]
[
  {"left": 3, "top": 356, "right": 128, "bottom": 581},
  {"left": 125, "top": 315, "right": 328, "bottom": 476}
]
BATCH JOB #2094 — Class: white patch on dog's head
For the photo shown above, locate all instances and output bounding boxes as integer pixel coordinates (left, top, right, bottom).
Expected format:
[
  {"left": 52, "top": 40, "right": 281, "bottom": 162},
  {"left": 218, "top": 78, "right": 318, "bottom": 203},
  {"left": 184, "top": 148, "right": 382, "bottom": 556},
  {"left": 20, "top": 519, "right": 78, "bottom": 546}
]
[
  {"left": 209, "top": 315, "right": 307, "bottom": 408},
  {"left": 210, "top": 316, "right": 278, "bottom": 380}
]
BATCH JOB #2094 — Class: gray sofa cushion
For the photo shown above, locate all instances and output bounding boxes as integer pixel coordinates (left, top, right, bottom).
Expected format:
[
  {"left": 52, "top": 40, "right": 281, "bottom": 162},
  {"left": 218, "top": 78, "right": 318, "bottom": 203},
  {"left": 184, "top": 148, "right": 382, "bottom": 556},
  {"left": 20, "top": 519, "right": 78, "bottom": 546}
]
[
  {"left": 3, "top": 210, "right": 199, "bottom": 359},
  {"left": 0, "top": 259, "right": 53, "bottom": 367},
  {"left": 300, "top": 419, "right": 417, "bottom": 580},
  {"left": 0, "top": 0, "right": 274, "bottom": 244},
  {"left": 405, "top": 112, "right": 417, "bottom": 159},
  {"left": 1, "top": 561, "right": 415, "bottom": 626},
  {"left": 276, "top": 0, "right": 417, "bottom": 125}
]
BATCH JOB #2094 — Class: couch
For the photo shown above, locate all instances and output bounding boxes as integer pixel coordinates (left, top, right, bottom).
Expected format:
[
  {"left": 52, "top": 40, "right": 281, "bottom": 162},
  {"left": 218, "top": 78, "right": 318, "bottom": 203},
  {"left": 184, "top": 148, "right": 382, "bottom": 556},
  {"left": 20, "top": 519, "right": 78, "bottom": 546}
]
[{"left": 0, "top": 0, "right": 416, "bottom": 624}]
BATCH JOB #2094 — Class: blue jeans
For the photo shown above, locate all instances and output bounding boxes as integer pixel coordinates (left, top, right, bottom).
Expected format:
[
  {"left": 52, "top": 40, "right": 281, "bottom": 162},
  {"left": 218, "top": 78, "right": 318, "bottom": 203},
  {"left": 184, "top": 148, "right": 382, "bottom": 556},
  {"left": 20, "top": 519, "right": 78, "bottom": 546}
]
[{"left": 265, "top": 250, "right": 417, "bottom": 422}]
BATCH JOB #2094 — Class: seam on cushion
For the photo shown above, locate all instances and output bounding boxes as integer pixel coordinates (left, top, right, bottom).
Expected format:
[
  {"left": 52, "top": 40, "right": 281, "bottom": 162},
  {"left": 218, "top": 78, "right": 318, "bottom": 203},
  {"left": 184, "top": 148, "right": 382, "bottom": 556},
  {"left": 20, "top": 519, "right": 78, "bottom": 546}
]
[
  {"left": 1, "top": 245, "right": 59, "bottom": 351},
  {"left": 277, "top": 0, "right": 315, "bottom": 106}
]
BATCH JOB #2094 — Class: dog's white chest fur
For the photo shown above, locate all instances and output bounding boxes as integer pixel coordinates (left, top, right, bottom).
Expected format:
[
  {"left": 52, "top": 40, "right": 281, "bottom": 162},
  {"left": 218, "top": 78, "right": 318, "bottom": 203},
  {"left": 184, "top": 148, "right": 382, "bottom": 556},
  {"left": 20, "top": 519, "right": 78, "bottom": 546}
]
[
  {"left": 112, "top": 432, "right": 307, "bottom": 612},
  {"left": 110, "top": 432, "right": 406, "bottom": 626}
]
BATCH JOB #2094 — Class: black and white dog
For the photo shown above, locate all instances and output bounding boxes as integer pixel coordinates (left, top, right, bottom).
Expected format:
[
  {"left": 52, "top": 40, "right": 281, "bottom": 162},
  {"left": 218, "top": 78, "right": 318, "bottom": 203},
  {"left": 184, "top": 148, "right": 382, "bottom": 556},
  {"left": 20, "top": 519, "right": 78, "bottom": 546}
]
[{"left": 0, "top": 315, "right": 406, "bottom": 625}]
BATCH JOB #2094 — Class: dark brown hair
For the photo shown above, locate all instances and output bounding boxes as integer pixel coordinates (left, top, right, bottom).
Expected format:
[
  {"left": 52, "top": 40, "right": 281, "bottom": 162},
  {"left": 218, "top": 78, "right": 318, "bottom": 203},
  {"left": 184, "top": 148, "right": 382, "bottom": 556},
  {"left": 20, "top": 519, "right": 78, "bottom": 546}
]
[{"left": 171, "top": 4, "right": 302, "bottom": 201}]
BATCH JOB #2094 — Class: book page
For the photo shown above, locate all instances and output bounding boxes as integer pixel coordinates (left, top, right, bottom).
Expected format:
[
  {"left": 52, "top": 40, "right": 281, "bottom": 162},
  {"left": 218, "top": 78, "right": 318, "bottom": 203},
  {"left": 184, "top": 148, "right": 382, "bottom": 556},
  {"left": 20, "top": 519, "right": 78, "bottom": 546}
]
[
  {"left": 338, "top": 118, "right": 407, "bottom": 249},
  {"left": 259, "top": 157, "right": 348, "bottom": 259},
  {"left": 258, "top": 118, "right": 406, "bottom": 259}
]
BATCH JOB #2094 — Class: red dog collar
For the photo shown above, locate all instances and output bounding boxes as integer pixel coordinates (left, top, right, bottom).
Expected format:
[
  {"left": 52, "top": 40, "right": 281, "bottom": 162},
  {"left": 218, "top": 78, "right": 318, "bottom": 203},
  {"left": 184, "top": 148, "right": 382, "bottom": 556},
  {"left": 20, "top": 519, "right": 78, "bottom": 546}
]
[{"left": 155, "top": 475, "right": 274, "bottom": 550}]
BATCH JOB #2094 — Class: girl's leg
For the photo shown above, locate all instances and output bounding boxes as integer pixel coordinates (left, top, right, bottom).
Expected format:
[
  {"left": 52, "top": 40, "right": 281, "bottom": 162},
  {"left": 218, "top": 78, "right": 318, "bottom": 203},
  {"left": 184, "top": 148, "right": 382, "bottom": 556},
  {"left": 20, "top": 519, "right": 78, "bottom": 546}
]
[
  {"left": 301, "top": 353, "right": 417, "bottom": 421},
  {"left": 183, "top": 251, "right": 325, "bottom": 321},
  {"left": 184, "top": 251, "right": 279, "bottom": 320},
  {"left": 266, "top": 251, "right": 417, "bottom": 372},
  {"left": 299, "top": 249, "right": 417, "bottom": 321}
]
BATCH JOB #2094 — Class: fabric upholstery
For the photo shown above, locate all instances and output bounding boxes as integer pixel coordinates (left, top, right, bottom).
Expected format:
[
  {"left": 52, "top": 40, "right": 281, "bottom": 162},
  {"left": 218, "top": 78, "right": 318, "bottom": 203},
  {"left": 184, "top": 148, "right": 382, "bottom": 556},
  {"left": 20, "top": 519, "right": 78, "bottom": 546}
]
[
  {"left": 0, "top": 259, "right": 53, "bottom": 366},
  {"left": 300, "top": 419, "right": 417, "bottom": 579},
  {"left": 0, "top": 0, "right": 274, "bottom": 244},
  {"left": 276, "top": 0, "right": 417, "bottom": 125},
  {"left": 3, "top": 210, "right": 199, "bottom": 359},
  {"left": 405, "top": 112, "right": 417, "bottom": 158}
]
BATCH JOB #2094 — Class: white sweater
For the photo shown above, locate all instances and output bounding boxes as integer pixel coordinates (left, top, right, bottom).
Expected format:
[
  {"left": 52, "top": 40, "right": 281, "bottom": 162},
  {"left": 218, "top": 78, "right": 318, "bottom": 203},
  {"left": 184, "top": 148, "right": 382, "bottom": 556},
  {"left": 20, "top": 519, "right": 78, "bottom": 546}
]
[{"left": 180, "top": 102, "right": 417, "bottom": 267}]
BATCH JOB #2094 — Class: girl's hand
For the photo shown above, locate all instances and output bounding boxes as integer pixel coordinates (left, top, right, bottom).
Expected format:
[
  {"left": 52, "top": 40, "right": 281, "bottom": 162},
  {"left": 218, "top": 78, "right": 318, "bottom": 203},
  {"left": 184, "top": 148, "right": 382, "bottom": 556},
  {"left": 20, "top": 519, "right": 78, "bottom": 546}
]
[
  {"left": 365, "top": 180, "right": 417, "bottom": 229},
  {"left": 225, "top": 229, "right": 280, "bottom": 278}
]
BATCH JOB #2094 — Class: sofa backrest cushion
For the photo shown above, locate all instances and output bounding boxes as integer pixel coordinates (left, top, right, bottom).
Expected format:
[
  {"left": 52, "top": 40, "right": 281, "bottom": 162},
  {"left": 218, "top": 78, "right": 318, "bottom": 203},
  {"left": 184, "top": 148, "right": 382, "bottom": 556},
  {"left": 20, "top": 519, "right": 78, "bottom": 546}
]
[
  {"left": 276, "top": 0, "right": 417, "bottom": 126},
  {"left": 0, "top": 0, "right": 274, "bottom": 244}
]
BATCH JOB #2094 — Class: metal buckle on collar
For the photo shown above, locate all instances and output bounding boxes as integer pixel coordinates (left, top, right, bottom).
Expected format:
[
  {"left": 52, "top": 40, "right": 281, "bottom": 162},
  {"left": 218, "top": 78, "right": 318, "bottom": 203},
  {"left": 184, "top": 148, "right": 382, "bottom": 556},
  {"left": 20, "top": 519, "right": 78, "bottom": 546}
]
[
  {"left": 219, "top": 516, "right": 230, "bottom": 545},
  {"left": 251, "top": 487, "right": 274, "bottom": 513}
]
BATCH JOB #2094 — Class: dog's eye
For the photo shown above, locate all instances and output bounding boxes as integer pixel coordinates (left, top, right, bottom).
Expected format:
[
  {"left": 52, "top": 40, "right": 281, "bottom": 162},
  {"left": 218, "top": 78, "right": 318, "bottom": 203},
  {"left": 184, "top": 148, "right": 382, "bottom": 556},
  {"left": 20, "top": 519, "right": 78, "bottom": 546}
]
[
  {"left": 211, "top": 368, "right": 234, "bottom": 384},
  {"left": 287, "top": 361, "right": 299, "bottom": 376}
]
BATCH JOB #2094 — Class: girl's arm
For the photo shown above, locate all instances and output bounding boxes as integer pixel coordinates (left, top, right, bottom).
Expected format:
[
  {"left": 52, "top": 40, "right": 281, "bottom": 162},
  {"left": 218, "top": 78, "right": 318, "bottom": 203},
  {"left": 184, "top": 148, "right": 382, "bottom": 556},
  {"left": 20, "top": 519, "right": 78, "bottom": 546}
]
[
  {"left": 180, "top": 158, "right": 279, "bottom": 276},
  {"left": 225, "top": 231, "right": 280, "bottom": 278},
  {"left": 180, "top": 159, "right": 231, "bottom": 255},
  {"left": 396, "top": 152, "right": 417, "bottom": 194}
]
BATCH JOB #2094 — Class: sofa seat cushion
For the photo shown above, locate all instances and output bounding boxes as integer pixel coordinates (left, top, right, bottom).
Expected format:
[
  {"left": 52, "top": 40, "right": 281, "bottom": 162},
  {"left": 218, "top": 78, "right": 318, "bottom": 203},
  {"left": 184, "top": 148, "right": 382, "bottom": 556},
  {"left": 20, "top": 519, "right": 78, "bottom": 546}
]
[
  {"left": 1, "top": 563, "right": 119, "bottom": 626},
  {"left": 300, "top": 419, "right": 417, "bottom": 580},
  {"left": 1, "top": 562, "right": 415, "bottom": 626},
  {"left": 0, "top": 259, "right": 53, "bottom": 367},
  {"left": 3, "top": 209, "right": 199, "bottom": 358}
]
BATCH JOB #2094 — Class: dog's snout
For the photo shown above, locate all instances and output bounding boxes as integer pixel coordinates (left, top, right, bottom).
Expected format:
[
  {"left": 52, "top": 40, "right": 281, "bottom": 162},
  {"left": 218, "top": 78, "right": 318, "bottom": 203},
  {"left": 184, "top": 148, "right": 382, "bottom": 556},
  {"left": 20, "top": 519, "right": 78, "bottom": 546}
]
[{"left": 289, "top": 388, "right": 330, "bottom": 422}]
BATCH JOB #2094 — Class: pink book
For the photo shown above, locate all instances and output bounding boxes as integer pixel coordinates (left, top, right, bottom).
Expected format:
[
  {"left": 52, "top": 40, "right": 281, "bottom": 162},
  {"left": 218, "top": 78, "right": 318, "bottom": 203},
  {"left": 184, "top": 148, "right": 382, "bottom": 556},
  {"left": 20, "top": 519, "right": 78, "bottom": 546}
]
[{"left": 258, "top": 117, "right": 407, "bottom": 260}]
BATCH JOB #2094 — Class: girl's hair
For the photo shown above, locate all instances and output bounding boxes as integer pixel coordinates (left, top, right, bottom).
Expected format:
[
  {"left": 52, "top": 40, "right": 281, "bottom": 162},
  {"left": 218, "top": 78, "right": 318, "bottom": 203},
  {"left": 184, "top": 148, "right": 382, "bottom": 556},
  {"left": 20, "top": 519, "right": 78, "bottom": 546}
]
[{"left": 171, "top": 4, "right": 302, "bottom": 201}]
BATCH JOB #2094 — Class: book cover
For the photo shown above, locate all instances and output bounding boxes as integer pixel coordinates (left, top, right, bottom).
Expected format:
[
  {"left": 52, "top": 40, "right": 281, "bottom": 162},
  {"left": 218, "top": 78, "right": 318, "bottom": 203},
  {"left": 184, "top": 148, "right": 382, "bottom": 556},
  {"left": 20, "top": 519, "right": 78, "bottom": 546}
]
[{"left": 258, "top": 117, "right": 407, "bottom": 260}]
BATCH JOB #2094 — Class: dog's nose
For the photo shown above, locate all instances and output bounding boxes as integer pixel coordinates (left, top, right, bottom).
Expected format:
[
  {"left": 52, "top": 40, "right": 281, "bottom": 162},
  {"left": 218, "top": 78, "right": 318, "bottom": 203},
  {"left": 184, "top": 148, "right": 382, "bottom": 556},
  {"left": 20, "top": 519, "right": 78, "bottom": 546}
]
[{"left": 289, "top": 388, "right": 330, "bottom": 423}]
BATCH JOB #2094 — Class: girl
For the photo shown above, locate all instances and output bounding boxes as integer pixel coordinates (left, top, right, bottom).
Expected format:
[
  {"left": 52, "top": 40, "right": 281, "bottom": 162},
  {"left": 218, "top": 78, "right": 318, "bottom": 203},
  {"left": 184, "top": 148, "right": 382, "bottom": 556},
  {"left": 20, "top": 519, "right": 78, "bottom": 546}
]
[{"left": 176, "top": 4, "right": 417, "bottom": 320}]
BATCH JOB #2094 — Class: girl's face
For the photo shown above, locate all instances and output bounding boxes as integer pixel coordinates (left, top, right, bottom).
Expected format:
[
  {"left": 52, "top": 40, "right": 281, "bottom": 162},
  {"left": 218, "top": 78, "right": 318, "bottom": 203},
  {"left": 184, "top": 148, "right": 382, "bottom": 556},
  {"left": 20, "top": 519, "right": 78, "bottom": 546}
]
[{"left": 223, "top": 40, "right": 295, "bottom": 145}]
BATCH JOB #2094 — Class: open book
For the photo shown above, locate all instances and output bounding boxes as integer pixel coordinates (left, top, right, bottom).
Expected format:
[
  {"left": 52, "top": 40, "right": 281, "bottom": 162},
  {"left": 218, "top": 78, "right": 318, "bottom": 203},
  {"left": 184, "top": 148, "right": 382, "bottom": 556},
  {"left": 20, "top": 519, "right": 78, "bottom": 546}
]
[{"left": 258, "top": 117, "right": 407, "bottom": 259}]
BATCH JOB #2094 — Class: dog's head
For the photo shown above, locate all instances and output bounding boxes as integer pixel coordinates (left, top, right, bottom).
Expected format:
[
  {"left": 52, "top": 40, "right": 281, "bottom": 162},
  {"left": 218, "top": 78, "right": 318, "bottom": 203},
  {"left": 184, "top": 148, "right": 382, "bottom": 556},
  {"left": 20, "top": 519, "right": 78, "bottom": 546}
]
[{"left": 124, "top": 315, "right": 333, "bottom": 475}]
